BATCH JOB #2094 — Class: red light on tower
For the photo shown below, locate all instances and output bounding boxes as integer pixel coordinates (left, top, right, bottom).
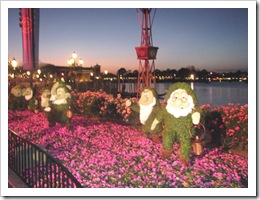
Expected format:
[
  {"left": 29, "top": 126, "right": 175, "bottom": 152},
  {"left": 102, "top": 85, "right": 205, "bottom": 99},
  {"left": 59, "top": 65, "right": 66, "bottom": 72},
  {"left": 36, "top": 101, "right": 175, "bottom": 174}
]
[{"left": 135, "top": 8, "right": 158, "bottom": 97}]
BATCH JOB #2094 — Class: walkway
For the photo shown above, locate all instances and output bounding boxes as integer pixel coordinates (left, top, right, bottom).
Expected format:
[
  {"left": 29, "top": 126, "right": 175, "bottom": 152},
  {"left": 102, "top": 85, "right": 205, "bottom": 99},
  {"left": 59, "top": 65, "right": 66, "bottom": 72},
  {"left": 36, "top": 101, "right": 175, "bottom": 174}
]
[{"left": 8, "top": 167, "right": 28, "bottom": 188}]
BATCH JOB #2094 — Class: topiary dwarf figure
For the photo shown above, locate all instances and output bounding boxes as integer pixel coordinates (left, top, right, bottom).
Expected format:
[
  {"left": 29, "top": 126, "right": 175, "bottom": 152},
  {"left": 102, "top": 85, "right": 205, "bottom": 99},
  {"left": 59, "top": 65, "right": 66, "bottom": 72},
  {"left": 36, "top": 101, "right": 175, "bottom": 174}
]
[
  {"left": 40, "top": 87, "right": 51, "bottom": 111},
  {"left": 44, "top": 81, "right": 72, "bottom": 129},
  {"left": 126, "top": 87, "right": 162, "bottom": 143},
  {"left": 8, "top": 85, "right": 26, "bottom": 111},
  {"left": 151, "top": 82, "right": 201, "bottom": 165},
  {"left": 23, "top": 86, "right": 39, "bottom": 113}
]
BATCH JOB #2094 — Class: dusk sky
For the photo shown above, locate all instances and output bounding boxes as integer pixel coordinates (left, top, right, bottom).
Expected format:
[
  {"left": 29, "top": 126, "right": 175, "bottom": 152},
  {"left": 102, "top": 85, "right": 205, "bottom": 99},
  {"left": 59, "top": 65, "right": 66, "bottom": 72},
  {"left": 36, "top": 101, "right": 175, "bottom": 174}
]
[{"left": 8, "top": 7, "right": 248, "bottom": 74}]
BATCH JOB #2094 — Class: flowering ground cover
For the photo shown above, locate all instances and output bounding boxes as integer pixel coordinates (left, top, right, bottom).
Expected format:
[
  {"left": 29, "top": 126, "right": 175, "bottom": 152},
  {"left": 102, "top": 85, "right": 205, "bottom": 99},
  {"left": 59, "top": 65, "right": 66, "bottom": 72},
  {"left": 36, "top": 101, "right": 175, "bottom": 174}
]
[{"left": 8, "top": 109, "right": 248, "bottom": 188}]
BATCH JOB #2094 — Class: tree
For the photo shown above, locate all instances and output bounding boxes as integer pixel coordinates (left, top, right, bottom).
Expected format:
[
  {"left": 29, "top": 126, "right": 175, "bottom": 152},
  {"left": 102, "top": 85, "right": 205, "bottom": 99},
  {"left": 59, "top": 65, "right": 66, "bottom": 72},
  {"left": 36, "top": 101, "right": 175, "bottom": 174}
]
[
  {"left": 117, "top": 68, "right": 127, "bottom": 76},
  {"left": 177, "top": 67, "right": 190, "bottom": 79},
  {"left": 117, "top": 68, "right": 127, "bottom": 80}
]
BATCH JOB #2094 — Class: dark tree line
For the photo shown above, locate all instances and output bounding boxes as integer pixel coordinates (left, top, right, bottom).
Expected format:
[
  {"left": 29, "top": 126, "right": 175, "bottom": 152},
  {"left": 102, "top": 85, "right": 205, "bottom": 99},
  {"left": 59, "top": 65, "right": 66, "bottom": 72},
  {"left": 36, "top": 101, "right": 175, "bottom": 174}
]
[{"left": 116, "top": 66, "right": 248, "bottom": 81}]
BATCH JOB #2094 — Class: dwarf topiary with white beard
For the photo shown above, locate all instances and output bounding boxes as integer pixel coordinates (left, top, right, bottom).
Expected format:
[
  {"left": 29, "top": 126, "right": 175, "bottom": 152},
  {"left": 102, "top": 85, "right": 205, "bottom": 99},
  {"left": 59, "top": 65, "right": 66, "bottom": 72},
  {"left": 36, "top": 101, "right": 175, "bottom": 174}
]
[
  {"left": 151, "top": 82, "right": 201, "bottom": 165},
  {"left": 44, "top": 81, "right": 72, "bottom": 128},
  {"left": 126, "top": 87, "right": 162, "bottom": 143},
  {"left": 40, "top": 88, "right": 51, "bottom": 109},
  {"left": 23, "top": 86, "right": 39, "bottom": 113},
  {"left": 8, "top": 85, "right": 26, "bottom": 110}
]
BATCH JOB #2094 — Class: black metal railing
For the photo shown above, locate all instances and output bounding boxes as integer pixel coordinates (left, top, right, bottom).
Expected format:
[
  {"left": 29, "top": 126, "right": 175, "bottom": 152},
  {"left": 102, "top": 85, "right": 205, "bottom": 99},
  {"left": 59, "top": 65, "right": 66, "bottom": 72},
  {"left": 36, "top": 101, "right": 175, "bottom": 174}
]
[{"left": 8, "top": 129, "right": 83, "bottom": 188}]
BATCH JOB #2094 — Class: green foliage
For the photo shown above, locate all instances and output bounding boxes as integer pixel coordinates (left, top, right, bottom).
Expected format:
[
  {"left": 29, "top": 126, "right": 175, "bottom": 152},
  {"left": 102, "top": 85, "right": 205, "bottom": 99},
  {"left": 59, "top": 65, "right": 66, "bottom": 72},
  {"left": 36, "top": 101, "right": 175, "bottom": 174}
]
[{"left": 90, "top": 97, "right": 105, "bottom": 117}]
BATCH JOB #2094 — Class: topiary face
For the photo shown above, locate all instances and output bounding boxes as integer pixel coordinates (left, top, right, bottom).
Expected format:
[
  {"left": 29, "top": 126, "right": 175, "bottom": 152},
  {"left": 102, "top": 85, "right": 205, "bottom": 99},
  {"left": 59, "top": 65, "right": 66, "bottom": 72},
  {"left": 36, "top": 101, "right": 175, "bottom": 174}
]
[
  {"left": 165, "top": 82, "right": 198, "bottom": 107},
  {"left": 139, "top": 89, "right": 155, "bottom": 106},
  {"left": 11, "top": 85, "right": 23, "bottom": 97},
  {"left": 165, "top": 83, "right": 198, "bottom": 118},
  {"left": 41, "top": 89, "right": 51, "bottom": 98},
  {"left": 168, "top": 89, "right": 190, "bottom": 110},
  {"left": 56, "top": 87, "right": 67, "bottom": 100},
  {"left": 23, "top": 87, "right": 33, "bottom": 101}
]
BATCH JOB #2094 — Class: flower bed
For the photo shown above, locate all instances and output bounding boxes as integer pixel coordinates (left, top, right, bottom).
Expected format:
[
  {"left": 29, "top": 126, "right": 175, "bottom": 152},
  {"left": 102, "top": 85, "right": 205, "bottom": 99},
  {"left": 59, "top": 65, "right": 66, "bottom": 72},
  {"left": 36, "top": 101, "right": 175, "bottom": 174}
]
[
  {"left": 200, "top": 103, "right": 248, "bottom": 152},
  {"left": 71, "top": 90, "right": 248, "bottom": 152},
  {"left": 8, "top": 110, "right": 248, "bottom": 188}
]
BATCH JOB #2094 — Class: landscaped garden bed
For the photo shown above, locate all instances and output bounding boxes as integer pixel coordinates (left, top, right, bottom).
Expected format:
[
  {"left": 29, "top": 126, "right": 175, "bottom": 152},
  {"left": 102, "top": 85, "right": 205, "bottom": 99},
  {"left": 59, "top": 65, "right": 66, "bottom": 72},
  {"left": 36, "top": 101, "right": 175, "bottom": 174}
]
[{"left": 8, "top": 103, "right": 248, "bottom": 188}]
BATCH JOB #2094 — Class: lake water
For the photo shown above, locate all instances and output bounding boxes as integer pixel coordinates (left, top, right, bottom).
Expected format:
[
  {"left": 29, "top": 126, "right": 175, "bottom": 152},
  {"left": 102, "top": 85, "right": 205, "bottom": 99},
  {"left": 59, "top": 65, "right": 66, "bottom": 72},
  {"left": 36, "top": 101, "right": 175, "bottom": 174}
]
[{"left": 122, "top": 82, "right": 248, "bottom": 108}]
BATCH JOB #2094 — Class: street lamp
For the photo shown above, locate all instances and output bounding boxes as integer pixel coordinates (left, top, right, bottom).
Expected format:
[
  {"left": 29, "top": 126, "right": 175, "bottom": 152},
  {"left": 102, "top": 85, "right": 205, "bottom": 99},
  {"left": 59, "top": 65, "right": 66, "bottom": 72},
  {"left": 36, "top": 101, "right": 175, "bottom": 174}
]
[
  {"left": 68, "top": 51, "right": 83, "bottom": 67},
  {"left": 67, "top": 51, "right": 84, "bottom": 89},
  {"left": 11, "top": 57, "right": 18, "bottom": 69},
  {"left": 11, "top": 57, "right": 18, "bottom": 84},
  {"left": 68, "top": 58, "right": 74, "bottom": 66},
  {"left": 72, "top": 51, "right": 77, "bottom": 60},
  {"left": 78, "top": 58, "right": 83, "bottom": 66},
  {"left": 103, "top": 70, "right": 108, "bottom": 81}
]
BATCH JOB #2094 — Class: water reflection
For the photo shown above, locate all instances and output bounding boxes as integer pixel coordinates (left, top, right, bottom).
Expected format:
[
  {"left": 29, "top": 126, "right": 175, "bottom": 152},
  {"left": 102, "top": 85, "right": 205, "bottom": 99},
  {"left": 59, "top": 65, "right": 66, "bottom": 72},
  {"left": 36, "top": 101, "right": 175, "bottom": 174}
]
[
  {"left": 123, "top": 82, "right": 248, "bottom": 108},
  {"left": 190, "top": 82, "right": 194, "bottom": 90}
]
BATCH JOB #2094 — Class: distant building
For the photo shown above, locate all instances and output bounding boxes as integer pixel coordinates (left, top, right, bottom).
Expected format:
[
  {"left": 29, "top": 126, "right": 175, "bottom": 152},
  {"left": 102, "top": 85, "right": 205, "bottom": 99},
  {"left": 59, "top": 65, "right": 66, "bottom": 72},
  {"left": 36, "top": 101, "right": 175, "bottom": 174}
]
[{"left": 55, "top": 64, "right": 101, "bottom": 82}]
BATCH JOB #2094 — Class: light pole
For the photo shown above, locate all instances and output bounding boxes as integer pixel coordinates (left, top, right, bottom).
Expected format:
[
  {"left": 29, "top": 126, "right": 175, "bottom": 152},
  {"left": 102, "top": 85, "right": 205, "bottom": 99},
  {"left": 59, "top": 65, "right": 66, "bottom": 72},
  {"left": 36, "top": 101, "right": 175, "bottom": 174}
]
[
  {"left": 11, "top": 57, "right": 18, "bottom": 85},
  {"left": 67, "top": 51, "right": 84, "bottom": 89},
  {"left": 103, "top": 70, "right": 108, "bottom": 92}
]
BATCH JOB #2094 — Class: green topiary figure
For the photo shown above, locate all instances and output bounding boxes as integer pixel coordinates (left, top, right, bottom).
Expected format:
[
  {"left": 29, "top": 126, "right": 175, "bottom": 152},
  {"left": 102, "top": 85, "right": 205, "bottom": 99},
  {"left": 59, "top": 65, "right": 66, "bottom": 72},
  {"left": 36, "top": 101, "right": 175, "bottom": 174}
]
[
  {"left": 126, "top": 87, "right": 162, "bottom": 143},
  {"left": 40, "top": 87, "right": 51, "bottom": 111},
  {"left": 8, "top": 85, "right": 26, "bottom": 110},
  {"left": 151, "top": 82, "right": 201, "bottom": 165},
  {"left": 23, "top": 86, "right": 39, "bottom": 113},
  {"left": 44, "top": 81, "right": 72, "bottom": 129}
]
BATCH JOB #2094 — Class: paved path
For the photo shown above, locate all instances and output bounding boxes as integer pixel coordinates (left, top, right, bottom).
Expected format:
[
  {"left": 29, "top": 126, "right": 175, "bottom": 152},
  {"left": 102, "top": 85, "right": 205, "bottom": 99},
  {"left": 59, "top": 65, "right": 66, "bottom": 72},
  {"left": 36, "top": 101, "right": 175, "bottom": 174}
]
[{"left": 8, "top": 167, "right": 28, "bottom": 188}]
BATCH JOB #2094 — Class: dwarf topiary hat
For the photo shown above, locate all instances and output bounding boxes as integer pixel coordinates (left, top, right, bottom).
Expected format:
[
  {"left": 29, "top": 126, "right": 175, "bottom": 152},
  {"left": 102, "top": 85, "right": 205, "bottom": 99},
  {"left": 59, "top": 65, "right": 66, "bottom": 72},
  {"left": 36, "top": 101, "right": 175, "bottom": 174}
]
[
  {"left": 165, "top": 82, "right": 198, "bottom": 106},
  {"left": 51, "top": 81, "right": 71, "bottom": 95}
]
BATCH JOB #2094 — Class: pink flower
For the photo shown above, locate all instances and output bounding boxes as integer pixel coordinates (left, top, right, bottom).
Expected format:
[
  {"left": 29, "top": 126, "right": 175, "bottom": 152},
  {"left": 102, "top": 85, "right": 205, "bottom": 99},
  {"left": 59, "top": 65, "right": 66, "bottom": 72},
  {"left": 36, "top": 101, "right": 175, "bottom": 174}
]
[{"left": 235, "top": 126, "right": 240, "bottom": 131}]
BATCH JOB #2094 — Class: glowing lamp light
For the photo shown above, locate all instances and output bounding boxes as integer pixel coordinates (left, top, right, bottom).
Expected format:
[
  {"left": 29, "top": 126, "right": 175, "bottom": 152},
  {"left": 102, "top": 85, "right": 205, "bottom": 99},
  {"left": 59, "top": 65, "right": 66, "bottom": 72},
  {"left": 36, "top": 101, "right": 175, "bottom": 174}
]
[
  {"left": 72, "top": 51, "right": 77, "bottom": 59},
  {"left": 104, "top": 70, "right": 108, "bottom": 75},
  {"left": 37, "top": 69, "right": 41, "bottom": 74},
  {"left": 68, "top": 58, "right": 74, "bottom": 66},
  {"left": 79, "top": 58, "right": 83, "bottom": 66},
  {"left": 27, "top": 71, "right": 31, "bottom": 76},
  {"left": 11, "top": 57, "right": 18, "bottom": 68}
]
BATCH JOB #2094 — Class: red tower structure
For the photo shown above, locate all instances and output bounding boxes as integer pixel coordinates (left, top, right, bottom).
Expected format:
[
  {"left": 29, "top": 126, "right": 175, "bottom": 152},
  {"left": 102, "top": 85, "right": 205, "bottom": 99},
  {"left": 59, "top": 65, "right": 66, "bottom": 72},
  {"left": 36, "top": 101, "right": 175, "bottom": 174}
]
[
  {"left": 135, "top": 8, "right": 158, "bottom": 96},
  {"left": 19, "top": 8, "right": 40, "bottom": 71}
]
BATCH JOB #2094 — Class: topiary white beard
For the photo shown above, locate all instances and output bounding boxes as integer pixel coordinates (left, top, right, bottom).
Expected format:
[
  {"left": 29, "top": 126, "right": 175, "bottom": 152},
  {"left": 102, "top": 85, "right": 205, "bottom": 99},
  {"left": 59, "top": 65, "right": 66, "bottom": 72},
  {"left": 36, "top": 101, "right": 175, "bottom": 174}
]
[
  {"left": 41, "top": 96, "right": 50, "bottom": 108},
  {"left": 139, "top": 97, "right": 156, "bottom": 125},
  {"left": 166, "top": 95, "right": 194, "bottom": 118},
  {"left": 25, "top": 93, "right": 33, "bottom": 101}
]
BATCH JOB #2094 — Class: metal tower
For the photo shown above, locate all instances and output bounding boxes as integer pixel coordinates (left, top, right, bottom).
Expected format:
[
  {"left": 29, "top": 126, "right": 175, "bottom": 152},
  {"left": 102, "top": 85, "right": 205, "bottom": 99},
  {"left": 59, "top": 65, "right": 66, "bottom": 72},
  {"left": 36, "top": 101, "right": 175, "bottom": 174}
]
[
  {"left": 135, "top": 8, "right": 158, "bottom": 96},
  {"left": 19, "top": 8, "right": 40, "bottom": 71}
]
